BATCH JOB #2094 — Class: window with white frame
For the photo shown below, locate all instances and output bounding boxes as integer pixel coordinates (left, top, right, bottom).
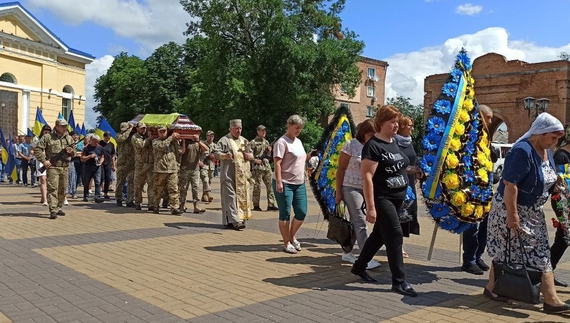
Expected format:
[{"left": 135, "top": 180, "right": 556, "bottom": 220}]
[
  {"left": 367, "top": 67, "right": 376, "bottom": 78},
  {"left": 61, "top": 85, "right": 73, "bottom": 120},
  {"left": 366, "top": 86, "right": 375, "bottom": 97},
  {"left": 367, "top": 106, "right": 376, "bottom": 118}
]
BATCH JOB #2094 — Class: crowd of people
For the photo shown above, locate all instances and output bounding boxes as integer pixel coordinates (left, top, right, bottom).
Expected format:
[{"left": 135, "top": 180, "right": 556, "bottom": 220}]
[{"left": 3, "top": 106, "right": 570, "bottom": 312}]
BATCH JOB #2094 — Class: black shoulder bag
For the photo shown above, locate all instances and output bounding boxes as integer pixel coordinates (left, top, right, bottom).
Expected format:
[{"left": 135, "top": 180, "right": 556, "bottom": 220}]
[
  {"left": 492, "top": 230, "right": 543, "bottom": 304},
  {"left": 327, "top": 203, "right": 357, "bottom": 253}
]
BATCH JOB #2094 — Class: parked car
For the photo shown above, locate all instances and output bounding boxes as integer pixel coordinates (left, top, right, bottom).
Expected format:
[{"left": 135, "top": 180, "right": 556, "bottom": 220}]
[{"left": 491, "top": 142, "right": 513, "bottom": 179}]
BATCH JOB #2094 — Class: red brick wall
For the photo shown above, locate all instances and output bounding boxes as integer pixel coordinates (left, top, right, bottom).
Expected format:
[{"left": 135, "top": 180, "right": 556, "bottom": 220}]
[{"left": 424, "top": 53, "right": 570, "bottom": 143}]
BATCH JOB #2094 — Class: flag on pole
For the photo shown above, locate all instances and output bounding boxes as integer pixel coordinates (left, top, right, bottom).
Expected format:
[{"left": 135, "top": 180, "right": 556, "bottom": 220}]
[
  {"left": 6, "top": 134, "right": 18, "bottom": 182},
  {"left": 74, "top": 123, "right": 81, "bottom": 135},
  {"left": 27, "top": 128, "right": 34, "bottom": 138},
  {"left": 57, "top": 112, "right": 64, "bottom": 120},
  {"left": 94, "top": 117, "right": 117, "bottom": 146},
  {"left": 81, "top": 123, "right": 86, "bottom": 138},
  {"left": 67, "top": 110, "right": 76, "bottom": 133},
  {"left": 33, "top": 107, "right": 48, "bottom": 137},
  {"left": 0, "top": 128, "right": 8, "bottom": 165}
]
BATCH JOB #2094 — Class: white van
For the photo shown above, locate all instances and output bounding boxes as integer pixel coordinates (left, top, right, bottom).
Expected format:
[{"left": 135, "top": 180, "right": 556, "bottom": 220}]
[{"left": 491, "top": 142, "right": 513, "bottom": 178}]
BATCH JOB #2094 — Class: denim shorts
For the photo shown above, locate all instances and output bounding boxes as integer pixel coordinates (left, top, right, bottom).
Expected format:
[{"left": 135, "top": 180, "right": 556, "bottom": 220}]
[{"left": 272, "top": 180, "right": 308, "bottom": 221}]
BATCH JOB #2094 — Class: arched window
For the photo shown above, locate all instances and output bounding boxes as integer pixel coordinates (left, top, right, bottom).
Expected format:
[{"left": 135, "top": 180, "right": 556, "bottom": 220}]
[
  {"left": 61, "top": 85, "right": 74, "bottom": 120},
  {"left": 0, "top": 73, "right": 16, "bottom": 84}
]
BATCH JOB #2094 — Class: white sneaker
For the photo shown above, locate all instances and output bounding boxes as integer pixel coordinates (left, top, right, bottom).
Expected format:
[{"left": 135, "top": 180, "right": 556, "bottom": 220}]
[
  {"left": 42, "top": 202, "right": 48, "bottom": 206},
  {"left": 366, "top": 259, "right": 381, "bottom": 270},
  {"left": 291, "top": 239, "right": 302, "bottom": 251},
  {"left": 63, "top": 199, "right": 69, "bottom": 206},
  {"left": 341, "top": 252, "right": 357, "bottom": 263},
  {"left": 88, "top": 190, "right": 93, "bottom": 195}
]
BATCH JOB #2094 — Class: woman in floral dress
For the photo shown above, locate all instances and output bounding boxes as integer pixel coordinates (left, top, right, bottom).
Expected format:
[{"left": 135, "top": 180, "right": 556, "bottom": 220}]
[{"left": 485, "top": 113, "right": 569, "bottom": 313}]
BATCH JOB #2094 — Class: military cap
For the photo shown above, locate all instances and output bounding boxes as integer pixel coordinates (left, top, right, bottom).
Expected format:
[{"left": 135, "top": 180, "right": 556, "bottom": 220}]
[
  {"left": 158, "top": 125, "right": 168, "bottom": 131},
  {"left": 137, "top": 122, "right": 147, "bottom": 128},
  {"left": 120, "top": 122, "right": 130, "bottom": 132},
  {"left": 229, "top": 119, "right": 242, "bottom": 127},
  {"left": 257, "top": 125, "right": 266, "bottom": 131},
  {"left": 206, "top": 130, "right": 214, "bottom": 136},
  {"left": 55, "top": 119, "right": 68, "bottom": 126}
]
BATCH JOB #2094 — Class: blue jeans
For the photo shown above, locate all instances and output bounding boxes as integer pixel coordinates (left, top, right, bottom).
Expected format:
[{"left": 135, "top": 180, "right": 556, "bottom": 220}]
[
  {"left": 0, "top": 161, "right": 5, "bottom": 181},
  {"left": 272, "top": 180, "right": 307, "bottom": 221},
  {"left": 462, "top": 217, "right": 488, "bottom": 266},
  {"left": 67, "top": 163, "right": 77, "bottom": 195}
]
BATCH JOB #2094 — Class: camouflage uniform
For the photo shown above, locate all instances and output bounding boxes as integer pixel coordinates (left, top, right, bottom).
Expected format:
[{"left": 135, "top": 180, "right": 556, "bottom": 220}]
[
  {"left": 250, "top": 136, "right": 276, "bottom": 209},
  {"left": 200, "top": 138, "right": 215, "bottom": 202},
  {"left": 179, "top": 139, "right": 206, "bottom": 213},
  {"left": 34, "top": 124, "right": 74, "bottom": 217},
  {"left": 132, "top": 127, "right": 154, "bottom": 209},
  {"left": 152, "top": 132, "right": 182, "bottom": 213},
  {"left": 115, "top": 123, "right": 135, "bottom": 205}
]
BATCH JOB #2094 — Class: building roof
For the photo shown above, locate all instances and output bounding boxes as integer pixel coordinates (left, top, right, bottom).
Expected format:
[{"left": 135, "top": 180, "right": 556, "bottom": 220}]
[
  {"left": 0, "top": 2, "right": 95, "bottom": 62},
  {"left": 359, "top": 55, "right": 388, "bottom": 67}
]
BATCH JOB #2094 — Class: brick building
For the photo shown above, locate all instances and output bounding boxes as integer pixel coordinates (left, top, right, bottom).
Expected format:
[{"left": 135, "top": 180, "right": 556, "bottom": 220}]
[
  {"left": 334, "top": 56, "right": 388, "bottom": 124},
  {"left": 424, "top": 53, "right": 570, "bottom": 143}
]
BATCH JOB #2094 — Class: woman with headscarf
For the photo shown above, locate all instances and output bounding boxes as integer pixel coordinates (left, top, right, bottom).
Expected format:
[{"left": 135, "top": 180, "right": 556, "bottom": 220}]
[{"left": 485, "top": 113, "right": 569, "bottom": 313}]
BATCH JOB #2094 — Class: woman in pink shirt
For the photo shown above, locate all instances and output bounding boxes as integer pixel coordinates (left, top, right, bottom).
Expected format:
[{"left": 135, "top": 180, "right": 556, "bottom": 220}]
[{"left": 273, "top": 115, "right": 316, "bottom": 254}]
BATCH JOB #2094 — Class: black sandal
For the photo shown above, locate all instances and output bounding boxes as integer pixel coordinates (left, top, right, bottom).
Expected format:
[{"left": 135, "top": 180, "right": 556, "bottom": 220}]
[{"left": 484, "top": 288, "right": 513, "bottom": 304}]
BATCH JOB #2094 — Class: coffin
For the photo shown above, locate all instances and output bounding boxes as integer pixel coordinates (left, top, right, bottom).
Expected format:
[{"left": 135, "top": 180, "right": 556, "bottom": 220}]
[{"left": 130, "top": 113, "right": 202, "bottom": 139}]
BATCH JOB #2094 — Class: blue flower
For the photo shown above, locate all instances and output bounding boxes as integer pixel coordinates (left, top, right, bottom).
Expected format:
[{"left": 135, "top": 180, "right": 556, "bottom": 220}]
[
  {"left": 405, "top": 186, "right": 416, "bottom": 203},
  {"left": 462, "top": 155, "right": 472, "bottom": 167},
  {"left": 427, "top": 116, "right": 446, "bottom": 134},
  {"left": 423, "top": 132, "right": 441, "bottom": 151},
  {"left": 430, "top": 204, "right": 450, "bottom": 219},
  {"left": 468, "top": 131, "right": 478, "bottom": 143},
  {"left": 434, "top": 99, "right": 452, "bottom": 115},
  {"left": 451, "top": 68, "right": 462, "bottom": 82},
  {"left": 420, "top": 154, "right": 436, "bottom": 174},
  {"left": 470, "top": 185, "right": 481, "bottom": 198},
  {"left": 465, "top": 142, "right": 476, "bottom": 154},
  {"left": 472, "top": 118, "right": 480, "bottom": 130},
  {"left": 341, "top": 121, "right": 349, "bottom": 132},
  {"left": 464, "top": 170, "right": 475, "bottom": 183},
  {"left": 439, "top": 215, "right": 460, "bottom": 231},
  {"left": 318, "top": 173, "right": 328, "bottom": 188},
  {"left": 457, "top": 52, "right": 472, "bottom": 71},
  {"left": 442, "top": 82, "right": 458, "bottom": 97},
  {"left": 481, "top": 187, "right": 493, "bottom": 201}
]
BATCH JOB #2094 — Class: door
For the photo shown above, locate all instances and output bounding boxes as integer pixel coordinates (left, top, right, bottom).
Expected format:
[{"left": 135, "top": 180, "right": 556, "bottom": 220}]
[{"left": 0, "top": 90, "right": 19, "bottom": 136}]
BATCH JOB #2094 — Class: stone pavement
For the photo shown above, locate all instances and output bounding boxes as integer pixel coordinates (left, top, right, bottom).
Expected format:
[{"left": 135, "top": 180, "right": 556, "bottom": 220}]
[{"left": 0, "top": 179, "right": 570, "bottom": 323}]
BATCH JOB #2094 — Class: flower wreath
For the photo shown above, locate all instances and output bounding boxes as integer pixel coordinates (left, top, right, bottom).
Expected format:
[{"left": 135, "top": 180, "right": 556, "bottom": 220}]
[
  {"left": 551, "top": 169, "right": 570, "bottom": 244},
  {"left": 309, "top": 105, "right": 355, "bottom": 220},
  {"left": 420, "top": 49, "right": 494, "bottom": 234}
]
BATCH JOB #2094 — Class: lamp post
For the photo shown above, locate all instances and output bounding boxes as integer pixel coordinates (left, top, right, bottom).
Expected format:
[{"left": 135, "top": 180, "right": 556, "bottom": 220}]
[{"left": 523, "top": 97, "right": 549, "bottom": 118}]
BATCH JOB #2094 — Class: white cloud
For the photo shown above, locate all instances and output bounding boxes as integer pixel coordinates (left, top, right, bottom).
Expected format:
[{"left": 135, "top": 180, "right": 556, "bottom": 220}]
[
  {"left": 26, "top": 0, "right": 192, "bottom": 54},
  {"left": 455, "top": 3, "right": 483, "bottom": 15},
  {"left": 383, "top": 27, "right": 570, "bottom": 105},
  {"left": 84, "top": 55, "right": 115, "bottom": 129}
]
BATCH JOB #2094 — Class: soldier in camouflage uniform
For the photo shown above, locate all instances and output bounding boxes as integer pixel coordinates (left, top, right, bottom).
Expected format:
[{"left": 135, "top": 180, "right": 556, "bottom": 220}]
[
  {"left": 132, "top": 122, "right": 155, "bottom": 210},
  {"left": 179, "top": 131, "right": 209, "bottom": 213},
  {"left": 34, "top": 119, "right": 75, "bottom": 219},
  {"left": 115, "top": 122, "right": 136, "bottom": 207},
  {"left": 200, "top": 130, "right": 216, "bottom": 203},
  {"left": 152, "top": 126, "right": 183, "bottom": 215},
  {"left": 250, "top": 125, "right": 278, "bottom": 211}
]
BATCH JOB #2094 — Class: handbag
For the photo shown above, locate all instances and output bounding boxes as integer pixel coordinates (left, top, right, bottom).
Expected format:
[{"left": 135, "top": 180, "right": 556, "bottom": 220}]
[
  {"left": 492, "top": 230, "right": 543, "bottom": 304},
  {"left": 327, "top": 203, "right": 357, "bottom": 252}
]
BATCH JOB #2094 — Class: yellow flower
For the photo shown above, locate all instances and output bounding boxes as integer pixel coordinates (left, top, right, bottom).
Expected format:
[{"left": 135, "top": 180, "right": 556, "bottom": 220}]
[
  {"left": 461, "top": 203, "right": 475, "bottom": 217},
  {"left": 459, "top": 109, "right": 470, "bottom": 123},
  {"left": 470, "top": 77, "right": 475, "bottom": 86},
  {"left": 454, "top": 124, "right": 465, "bottom": 135},
  {"left": 443, "top": 173, "right": 460, "bottom": 189},
  {"left": 330, "top": 153, "right": 339, "bottom": 166},
  {"left": 475, "top": 205, "right": 484, "bottom": 219},
  {"left": 446, "top": 153, "right": 459, "bottom": 169},
  {"left": 452, "top": 191, "right": 467, "bottom": 206},
  {"left": 476, "top": 151, "right": 488, "bottom": 165},
  {"left": 477, "top": 168, "right": 489, "bottom": 183},
  {"left": 482, "top": 131, "right": 488, "bottom": 140},
  {"left": 484, "top": 203, "right": 492, "bottom": 213},
  {"left": 449, "top": 138, "right": 461, "bottom": 152},
  {"left": 344, "top": 133, "right": 351, "bottom": 142},
  {"left": 485, "top": 160, "right": 493, "bottom": 171},
  {"left": 327, "top": 167, "right": 336, "bottom": 180},
  {"left": 464, "top": 99, "right": 474, "bottom": 111},
  {"left": 482, "top": 146, "right": 490, "bottom": 156}
]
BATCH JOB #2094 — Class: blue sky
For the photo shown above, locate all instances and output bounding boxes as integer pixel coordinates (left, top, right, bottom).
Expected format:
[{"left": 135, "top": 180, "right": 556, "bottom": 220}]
[{"left": 8, "top": 0, "right": 570, "bottom": 127}]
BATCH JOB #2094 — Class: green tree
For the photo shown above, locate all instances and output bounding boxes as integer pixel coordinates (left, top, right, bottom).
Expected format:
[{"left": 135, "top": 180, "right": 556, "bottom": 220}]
[
  {"left": 180, "top": 0, "right": 364, "bottom": 148},
  {"left": 386, "top": 96, "right": 425, "bottom": 154},
  {"left": 559, "top": 51, "right": 570, "bottom": 61}
]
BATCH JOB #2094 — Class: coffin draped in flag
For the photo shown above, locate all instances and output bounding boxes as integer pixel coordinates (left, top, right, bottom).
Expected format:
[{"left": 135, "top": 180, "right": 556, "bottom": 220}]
[
  {"left": 419, "top": 49, "right": 494, "bottom": 234},
  {"left": 309, "top": 106, "right": 356, "bottom": 220}
]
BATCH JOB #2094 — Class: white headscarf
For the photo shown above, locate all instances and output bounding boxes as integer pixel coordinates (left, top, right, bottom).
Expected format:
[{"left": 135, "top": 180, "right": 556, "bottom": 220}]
[{"left": 515, "top": 112, "right": 564, "bottom": 144}]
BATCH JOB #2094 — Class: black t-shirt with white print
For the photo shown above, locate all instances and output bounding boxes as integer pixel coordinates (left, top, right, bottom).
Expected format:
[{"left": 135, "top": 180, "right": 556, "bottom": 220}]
[{"left": 362, "top": 135, "right": 410, "bottom": 200}]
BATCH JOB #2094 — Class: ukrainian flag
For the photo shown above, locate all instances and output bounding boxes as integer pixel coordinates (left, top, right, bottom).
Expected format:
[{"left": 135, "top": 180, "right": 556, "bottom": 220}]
[
  {"left": 74, "top": 123, "right": 81, "bottom": 135},
  {"left": 27, "top": 128, "right": 34, "bottom": 138},
  {"left": 80, "top": 123, "right": 86, "bottom": 139},
  {"left": 33, "top": 107, "right": 48, "bottom": 137},
  {"left": 5, "top": 134, "right": 18, "bottom": 182},
  {"left": 0, "top": 128, "right": 8, "bottom": 165},
  {"left": 94, "top": 117, "right": 117, "bottom": 146},
  {"left": 67, "top": 110, "right": 76, "bottom": 133}
]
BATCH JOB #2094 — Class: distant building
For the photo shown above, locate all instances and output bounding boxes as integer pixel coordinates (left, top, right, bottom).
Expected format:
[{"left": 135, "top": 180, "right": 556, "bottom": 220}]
[
  {"left": 0, "top": 2, "right": 94, "bottom": 136},
  {"left": 424, "top": 53, "right": 570, "bottom": 143},
  {"left": 333, "top": 56, "right": 388, "bottom": 124}
]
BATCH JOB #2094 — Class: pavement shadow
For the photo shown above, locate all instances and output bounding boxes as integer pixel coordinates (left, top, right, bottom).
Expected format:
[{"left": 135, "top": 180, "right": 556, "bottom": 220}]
[
  {"left": 450, "top": 277, "right": 487, "bottom": 288},
  {"left": 0, "top": 212, "right": 49, "bottom": 219},
  {"left": 205, "top": 243, "right": 284, "bottom": 253},
  {"left": 163, "top": 222, "right": 223, "bottom": 230}
]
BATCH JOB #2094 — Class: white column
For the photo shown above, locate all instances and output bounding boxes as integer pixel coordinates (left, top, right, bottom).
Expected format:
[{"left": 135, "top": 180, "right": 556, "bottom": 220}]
[{"left": 21, "top": 90, "right": 30, "bottom": 133}]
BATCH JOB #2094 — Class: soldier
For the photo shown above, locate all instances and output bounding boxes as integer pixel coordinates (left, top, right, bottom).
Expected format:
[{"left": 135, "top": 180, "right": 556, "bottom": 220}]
[
  {"left": 115, "top": 122, "right": 136, "bottom": 207},
  {"left": 250, "top": 125, "right": 278, "bottom": 211},
  {"left": 179, "top": 130, "right": 209, "bottom": 213},
  {"left": 152, "top": 126, "right": 183, "bottom": 215},
  {"left": 200, "top": 130, "right": 216, "bottom": 203},
  {"left": 34, "top": 119, "right": 75, "bottom": 219},
  {"left": 132, "top": 122, "right": 155, "bottom": 211}
]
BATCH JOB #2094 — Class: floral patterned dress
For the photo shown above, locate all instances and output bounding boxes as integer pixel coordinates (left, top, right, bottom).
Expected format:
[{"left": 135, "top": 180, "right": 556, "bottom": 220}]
[{"left": 487, "top": 161, "right": 558, "bottom": 273}]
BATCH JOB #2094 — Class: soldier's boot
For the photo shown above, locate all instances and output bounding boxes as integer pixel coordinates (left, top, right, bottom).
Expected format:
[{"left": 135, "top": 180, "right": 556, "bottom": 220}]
[
  {"left": 116, "top": 200, "right": 123, "bottom": 206},
  {"left": 126, "top": 201, "right": 136, "bottom": 208},
  {"left": 153, "top": 207, "right": 160, "bottom": 214},
  {"left": 201, "top": 193, "right": 209, "bottom": 203},
  {"left": 148, "top": 206, "right": 156, "bottom": 212},
  {"left": 207, "top": 192, "right": 214, "bottom": 202},
  {"left": 162, "top": 201, "right": 168, "bottom": 209},
  {"left": 193, "top": 201, "right": 206, "bottom": 214},
  {"left": 135, "top": 204, "right": 142, "bottom": 210},
  {"left": 253, "top": 205, "right": 263, "bottom": 212},
  {"left": 171, "top": 208, "right": 183, "bottom": 216}
]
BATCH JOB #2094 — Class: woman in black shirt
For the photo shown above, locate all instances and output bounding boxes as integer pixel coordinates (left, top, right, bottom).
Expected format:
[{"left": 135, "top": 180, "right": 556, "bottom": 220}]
[{"left": 351, "top": 105, "right": 417, "bottom": 297}]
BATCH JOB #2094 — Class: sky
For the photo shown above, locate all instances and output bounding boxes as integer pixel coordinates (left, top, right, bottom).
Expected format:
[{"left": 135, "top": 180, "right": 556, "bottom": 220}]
[{"left": 10, "top": 0, "right": 570, "bottom": 128}]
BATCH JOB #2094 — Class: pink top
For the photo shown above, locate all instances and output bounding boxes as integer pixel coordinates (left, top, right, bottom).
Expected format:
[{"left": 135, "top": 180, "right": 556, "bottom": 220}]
[{"left": 273, "top": 135, "right": 307, "bottom": 185}]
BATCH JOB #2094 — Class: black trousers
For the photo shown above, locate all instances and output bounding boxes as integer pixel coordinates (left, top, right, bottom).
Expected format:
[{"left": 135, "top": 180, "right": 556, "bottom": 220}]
[
  {"left": 21, "top": 158, "right": 35, "bottom": 186},
  {"left": 354, "top": 197, "right": 405, "bottom": 285},
  {"left": 551, "top": 226, "right": 568, "bottom": 270},
  {"left": 83, "top": 165, "right": 101, "bottom": 199},
  {"left": 101, "top": 163, "right": 113, "bottom": 195}
]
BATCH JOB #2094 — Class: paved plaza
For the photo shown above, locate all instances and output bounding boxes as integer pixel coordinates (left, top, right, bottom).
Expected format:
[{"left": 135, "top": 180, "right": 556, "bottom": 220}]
[{"left": 0, "top": 179, "right": 569, "bottom": 323}]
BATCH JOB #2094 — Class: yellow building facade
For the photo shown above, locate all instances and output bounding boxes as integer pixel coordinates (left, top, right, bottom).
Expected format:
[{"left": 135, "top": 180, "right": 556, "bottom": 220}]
[{"left": 0, "top": 2, "right": 93, "bottom": 136}]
